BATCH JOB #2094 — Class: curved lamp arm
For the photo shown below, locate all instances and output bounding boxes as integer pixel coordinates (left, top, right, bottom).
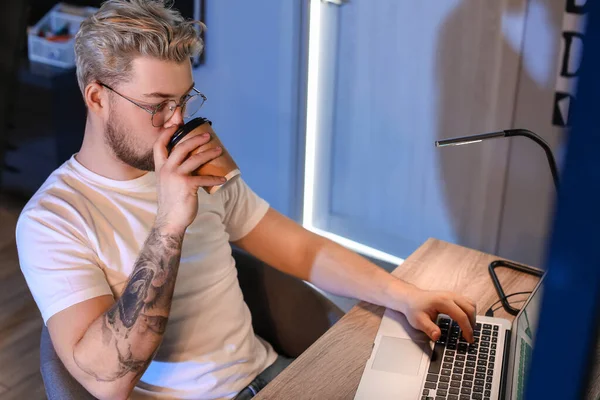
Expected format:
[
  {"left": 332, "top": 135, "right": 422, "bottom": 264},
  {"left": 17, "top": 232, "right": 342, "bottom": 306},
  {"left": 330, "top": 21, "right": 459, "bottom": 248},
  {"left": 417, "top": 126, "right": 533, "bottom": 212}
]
[{"left": 436, "top": 129, "right": 559, "bottom": 190}]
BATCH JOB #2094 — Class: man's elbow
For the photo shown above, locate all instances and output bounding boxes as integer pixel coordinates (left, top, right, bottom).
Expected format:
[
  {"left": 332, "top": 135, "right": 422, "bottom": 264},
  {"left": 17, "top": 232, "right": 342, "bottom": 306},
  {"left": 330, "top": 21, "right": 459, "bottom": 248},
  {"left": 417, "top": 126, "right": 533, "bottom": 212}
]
[
  {"left": 73, "top": 365, "right": 135, "bottom": 400},
  {"left": 85, "top": 382, "right": 133, "bottom": 400},
  {"left": 72, "top": 345, "right": 136, "bottom": 400}
]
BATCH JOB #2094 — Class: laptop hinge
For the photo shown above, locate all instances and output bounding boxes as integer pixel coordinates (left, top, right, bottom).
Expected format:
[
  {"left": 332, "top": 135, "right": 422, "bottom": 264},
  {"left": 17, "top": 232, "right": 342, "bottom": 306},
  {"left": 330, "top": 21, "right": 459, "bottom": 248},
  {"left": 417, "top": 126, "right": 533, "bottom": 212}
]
[{"left": 500, "top": 329, "right": 512, "bottom": 399}]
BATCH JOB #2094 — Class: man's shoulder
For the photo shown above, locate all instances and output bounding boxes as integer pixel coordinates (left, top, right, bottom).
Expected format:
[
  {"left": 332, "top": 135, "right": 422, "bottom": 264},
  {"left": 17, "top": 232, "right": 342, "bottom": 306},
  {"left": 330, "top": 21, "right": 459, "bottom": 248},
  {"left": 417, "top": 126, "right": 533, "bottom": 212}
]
[{"left": 18, "top": 160, "right": 91, "bottom": 231}]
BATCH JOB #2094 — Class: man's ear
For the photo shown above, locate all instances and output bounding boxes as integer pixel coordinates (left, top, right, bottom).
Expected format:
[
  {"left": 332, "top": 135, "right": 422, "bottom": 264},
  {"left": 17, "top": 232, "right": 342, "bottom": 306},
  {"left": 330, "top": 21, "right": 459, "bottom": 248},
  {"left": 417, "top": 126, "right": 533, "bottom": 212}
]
[{"left": 84, "top": 82, "right": 107, "bottom": 116}]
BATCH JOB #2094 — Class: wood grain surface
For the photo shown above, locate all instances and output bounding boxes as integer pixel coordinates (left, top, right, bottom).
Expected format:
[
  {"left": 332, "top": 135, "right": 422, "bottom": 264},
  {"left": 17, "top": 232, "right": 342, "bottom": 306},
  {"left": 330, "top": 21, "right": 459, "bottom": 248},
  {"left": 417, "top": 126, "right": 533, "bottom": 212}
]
[{"left": 255, "top": 239, "right": 541, "bottom": 399}]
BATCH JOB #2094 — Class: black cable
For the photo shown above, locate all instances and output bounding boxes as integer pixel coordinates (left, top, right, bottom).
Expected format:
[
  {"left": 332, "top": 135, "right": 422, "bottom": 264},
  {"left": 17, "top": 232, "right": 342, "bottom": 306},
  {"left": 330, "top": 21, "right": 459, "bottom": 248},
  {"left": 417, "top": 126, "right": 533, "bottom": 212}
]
[
  {"left": 485, "top": 291, "right": 532, "bottom": 317},
  {"left": 492, "top": 299, "right": 527, "bottom": 314},
  {"left": 489, "top": 291, "right": 532, "bottom": 310}
]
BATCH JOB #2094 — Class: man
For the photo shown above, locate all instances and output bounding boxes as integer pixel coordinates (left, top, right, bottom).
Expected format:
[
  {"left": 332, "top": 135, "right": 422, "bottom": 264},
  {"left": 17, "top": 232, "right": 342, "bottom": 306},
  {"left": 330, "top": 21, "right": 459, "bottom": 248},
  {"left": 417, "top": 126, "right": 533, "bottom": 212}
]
[{"left": 16, "top": 1, "right": 476, "bottom": 399}]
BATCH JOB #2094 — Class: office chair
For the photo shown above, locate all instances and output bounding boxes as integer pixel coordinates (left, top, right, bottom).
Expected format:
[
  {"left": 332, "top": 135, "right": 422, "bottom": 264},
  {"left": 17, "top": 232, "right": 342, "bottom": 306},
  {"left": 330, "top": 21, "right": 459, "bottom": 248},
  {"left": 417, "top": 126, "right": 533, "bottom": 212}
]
[{"left": 40, "top": 247, "right": 345, "bottom": 399}]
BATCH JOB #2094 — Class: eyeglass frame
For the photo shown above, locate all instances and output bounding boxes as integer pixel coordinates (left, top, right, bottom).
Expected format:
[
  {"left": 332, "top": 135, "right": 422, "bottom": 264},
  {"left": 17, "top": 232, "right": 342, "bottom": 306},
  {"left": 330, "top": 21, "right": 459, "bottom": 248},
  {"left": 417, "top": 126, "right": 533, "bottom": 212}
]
[{"left": 98, "top": 82, "right": 207, "bottom": 127}]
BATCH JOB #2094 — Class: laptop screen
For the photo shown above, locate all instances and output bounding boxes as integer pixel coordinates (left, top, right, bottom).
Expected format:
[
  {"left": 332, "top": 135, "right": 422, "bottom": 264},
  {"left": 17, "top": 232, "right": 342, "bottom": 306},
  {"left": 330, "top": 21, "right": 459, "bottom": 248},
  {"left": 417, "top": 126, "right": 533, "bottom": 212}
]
[{"left": 510, "top": 280, "right": 544, "bottom": 400}]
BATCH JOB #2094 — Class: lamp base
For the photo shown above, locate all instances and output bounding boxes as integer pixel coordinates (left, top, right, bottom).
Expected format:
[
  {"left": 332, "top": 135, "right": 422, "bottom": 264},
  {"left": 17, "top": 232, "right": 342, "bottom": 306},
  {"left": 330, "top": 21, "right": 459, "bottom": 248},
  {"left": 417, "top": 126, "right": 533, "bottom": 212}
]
[{"left": 488, "top": 260, "right": 544, "bottom": 316}]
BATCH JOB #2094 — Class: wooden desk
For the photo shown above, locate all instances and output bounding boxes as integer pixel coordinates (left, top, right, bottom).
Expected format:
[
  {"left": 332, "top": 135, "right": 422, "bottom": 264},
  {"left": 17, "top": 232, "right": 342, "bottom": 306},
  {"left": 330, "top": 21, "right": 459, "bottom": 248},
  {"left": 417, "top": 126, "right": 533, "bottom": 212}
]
[{"left": 255, "top": 239, "right": 541, "bottom": 399}]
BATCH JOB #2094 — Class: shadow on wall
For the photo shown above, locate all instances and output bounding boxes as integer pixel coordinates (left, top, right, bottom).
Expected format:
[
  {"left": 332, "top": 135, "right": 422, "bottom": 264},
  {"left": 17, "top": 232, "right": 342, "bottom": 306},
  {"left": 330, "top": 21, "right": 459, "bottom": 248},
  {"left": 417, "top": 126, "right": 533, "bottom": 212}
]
[{"left": 435, "top": 0, "right": 562, "bottom": 262}]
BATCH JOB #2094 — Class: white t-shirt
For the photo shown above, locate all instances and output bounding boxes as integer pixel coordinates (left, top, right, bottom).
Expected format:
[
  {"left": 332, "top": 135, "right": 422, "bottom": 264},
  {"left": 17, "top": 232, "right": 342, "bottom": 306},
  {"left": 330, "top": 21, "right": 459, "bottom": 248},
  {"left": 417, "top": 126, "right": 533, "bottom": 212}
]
[{"left": 16, "top": 156, "right": 277, "bottom": 399}]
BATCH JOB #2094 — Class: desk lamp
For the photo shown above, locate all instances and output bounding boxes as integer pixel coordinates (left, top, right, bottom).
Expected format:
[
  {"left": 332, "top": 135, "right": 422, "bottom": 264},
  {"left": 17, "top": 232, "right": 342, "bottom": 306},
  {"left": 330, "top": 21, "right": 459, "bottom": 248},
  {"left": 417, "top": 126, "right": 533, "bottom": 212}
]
[{"left": 435, "top": 128, "right": 557, "bottom": 315}]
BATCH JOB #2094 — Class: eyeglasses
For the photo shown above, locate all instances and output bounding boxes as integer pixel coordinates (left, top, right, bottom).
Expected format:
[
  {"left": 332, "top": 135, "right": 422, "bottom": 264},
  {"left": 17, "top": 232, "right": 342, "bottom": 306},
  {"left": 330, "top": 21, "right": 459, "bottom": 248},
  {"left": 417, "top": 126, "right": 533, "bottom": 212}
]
[{"left": 99, "top": 83, "right": 207, "bottom": 127}]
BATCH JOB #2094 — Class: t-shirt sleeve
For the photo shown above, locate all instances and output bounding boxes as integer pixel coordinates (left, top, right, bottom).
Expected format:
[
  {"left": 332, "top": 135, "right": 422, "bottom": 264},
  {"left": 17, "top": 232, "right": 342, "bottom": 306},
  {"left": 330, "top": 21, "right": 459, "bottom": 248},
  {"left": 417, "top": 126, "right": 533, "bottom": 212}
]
[
  {"left": 221, "top": 178, "right": 270, "bottom": 242},
  {"left": 16, "top": 209, "right": 113, "bottom": 324}
]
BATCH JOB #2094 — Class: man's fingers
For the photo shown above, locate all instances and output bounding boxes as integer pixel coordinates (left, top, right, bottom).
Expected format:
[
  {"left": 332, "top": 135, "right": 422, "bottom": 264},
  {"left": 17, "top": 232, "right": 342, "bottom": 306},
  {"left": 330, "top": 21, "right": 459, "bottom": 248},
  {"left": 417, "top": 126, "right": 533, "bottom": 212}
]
[
  {"left": 454, "top": 296, "right": 477, "bottom": 328},
  {"left": 439, "top": 300, "right": 474, "bottom": 342},
  {"left": 153, "top": 129, "right": 174, "bottom": 171},
  {"left": 188, "top": 175, "right": 227, "bottom": 189},
  {"left": 178, "top": 147, "right": 223, "bottom": 174},
  {"left": 416, "top": 313, "right": 441, "bottom": 342},
  {"left": 167, "top": 133, "right": 212, "bottom": 167}
]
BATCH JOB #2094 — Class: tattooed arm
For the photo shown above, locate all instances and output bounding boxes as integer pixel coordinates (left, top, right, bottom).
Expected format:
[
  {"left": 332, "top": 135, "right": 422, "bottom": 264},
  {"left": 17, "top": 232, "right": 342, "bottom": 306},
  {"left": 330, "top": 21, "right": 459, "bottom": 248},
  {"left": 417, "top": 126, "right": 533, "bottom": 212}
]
[
  {"left": 45, "top": 128, "right": 227, "bottom": 399},
  {"left": 44, "top": 224, "right": 184, "bottom": 400},
  {"left": 72, "top": 225, "right": 182, "bottom": 395}
]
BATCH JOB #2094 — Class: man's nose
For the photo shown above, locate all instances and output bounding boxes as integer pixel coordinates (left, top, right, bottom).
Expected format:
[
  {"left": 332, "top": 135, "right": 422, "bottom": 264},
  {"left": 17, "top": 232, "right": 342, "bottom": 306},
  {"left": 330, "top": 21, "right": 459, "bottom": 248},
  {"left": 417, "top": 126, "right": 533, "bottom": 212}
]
[{"left": 164, "top": 106, "right": 185, "bottom": 128}]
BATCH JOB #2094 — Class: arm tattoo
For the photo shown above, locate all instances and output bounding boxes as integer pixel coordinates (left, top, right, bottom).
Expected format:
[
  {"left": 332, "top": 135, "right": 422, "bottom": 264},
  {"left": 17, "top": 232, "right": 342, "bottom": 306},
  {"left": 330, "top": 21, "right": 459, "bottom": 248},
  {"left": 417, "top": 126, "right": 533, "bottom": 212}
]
[
  {"left": 118, "top": 268, "right": 154, "bottom": 328},
  {"left": 75, "top": 227, "right": 183, "bottom": 382}
]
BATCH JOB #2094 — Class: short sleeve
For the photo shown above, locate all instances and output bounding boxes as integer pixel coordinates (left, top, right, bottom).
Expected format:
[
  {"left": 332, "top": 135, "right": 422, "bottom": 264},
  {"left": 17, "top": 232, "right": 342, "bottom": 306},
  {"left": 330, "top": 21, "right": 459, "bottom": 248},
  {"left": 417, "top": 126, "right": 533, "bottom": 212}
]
[
  {"left": 16, "top": 209, "right": 113, "bottom": 324},
  {"left": 221, "top": 178, "right": 270, "bottom": 242}
]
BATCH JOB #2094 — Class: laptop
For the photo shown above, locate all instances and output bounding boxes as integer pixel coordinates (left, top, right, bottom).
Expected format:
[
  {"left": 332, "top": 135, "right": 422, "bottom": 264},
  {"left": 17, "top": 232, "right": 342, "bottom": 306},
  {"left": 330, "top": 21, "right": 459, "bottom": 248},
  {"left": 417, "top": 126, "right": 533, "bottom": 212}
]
[{"left": 355, "top": 277, "right": 544, "bottom": 400}]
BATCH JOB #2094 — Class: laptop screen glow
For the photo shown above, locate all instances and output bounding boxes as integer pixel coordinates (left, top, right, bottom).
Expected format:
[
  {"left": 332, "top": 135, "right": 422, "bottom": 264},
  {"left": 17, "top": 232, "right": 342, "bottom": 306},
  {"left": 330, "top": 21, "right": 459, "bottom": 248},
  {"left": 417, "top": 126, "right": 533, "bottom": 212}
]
[{"left": 510, "top": 281, "right": 544, "bottom": 400}]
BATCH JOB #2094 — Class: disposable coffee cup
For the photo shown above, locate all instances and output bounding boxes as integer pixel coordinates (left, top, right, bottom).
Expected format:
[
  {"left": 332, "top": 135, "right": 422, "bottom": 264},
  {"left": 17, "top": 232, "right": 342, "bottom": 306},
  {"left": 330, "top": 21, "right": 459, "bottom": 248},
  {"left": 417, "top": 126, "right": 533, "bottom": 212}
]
[{"left": 168, "top": 117, "right": 240, "bottom": 194}]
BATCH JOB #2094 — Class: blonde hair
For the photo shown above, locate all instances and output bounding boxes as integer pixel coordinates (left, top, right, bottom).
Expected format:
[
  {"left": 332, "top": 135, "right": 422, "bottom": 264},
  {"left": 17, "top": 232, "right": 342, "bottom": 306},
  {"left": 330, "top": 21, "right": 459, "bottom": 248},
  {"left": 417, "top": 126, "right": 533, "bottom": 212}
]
[{"left": 75, "top": 0, "right": 204, "bottom": 95}]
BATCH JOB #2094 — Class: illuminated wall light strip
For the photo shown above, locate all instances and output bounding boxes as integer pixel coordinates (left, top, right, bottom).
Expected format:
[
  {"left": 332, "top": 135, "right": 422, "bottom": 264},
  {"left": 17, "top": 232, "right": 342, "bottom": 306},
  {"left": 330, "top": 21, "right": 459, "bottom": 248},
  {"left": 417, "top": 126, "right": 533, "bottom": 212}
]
[{"left": 302, "top": 0, "right": 404, "bottom": 268}]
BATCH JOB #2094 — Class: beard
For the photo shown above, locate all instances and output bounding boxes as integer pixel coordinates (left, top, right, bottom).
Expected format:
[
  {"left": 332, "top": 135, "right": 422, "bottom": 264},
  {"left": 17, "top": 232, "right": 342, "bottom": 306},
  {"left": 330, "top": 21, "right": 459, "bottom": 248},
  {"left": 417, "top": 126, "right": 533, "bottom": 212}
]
[{"left": 105, "top": 112, "right": 155, "bottom": 171}]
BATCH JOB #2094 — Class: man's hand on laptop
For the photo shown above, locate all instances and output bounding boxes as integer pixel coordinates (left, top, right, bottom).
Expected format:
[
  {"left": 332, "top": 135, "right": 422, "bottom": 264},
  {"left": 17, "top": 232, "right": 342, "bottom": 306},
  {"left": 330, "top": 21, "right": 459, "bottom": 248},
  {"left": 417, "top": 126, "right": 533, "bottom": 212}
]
[{"left": 396, "top": 285, "right": 477, "bottom": 343}]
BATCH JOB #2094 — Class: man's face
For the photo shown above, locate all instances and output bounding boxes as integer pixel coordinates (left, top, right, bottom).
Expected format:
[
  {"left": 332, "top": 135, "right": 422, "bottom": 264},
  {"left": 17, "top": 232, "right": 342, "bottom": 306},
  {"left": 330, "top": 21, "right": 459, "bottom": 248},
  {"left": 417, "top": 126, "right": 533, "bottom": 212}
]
[{"left": 104, "top": 57, "right": 195, "bottom": 171}]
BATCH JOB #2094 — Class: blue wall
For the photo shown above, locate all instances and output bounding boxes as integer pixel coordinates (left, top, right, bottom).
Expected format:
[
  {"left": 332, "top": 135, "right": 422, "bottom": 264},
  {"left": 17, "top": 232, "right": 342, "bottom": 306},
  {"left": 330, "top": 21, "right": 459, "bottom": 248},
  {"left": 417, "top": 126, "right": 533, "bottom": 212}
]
[{"left": 192, "top": 1, "right": 304, "bottom": 218}]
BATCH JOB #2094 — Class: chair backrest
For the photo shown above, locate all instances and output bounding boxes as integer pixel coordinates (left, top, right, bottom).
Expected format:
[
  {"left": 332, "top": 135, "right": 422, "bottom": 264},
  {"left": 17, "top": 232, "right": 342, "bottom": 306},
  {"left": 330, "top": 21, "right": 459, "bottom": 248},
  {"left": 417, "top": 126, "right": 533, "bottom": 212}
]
[
  {"left": 40, "top": 247, "right": 344, "bottom": 399},
  {"left": 40, "top": 325, "right": 97, "bottom": 400},
  {"left": 232, "top": 248, "right": 344, "bottom": 357}
]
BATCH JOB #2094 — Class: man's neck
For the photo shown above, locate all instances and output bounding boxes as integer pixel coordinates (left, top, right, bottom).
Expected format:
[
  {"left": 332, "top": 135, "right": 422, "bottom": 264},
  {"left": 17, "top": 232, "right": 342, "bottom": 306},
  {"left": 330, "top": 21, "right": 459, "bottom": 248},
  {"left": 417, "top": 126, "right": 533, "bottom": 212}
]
[{"left": 76, "top": 121, "right": 148, "bottom": 181}]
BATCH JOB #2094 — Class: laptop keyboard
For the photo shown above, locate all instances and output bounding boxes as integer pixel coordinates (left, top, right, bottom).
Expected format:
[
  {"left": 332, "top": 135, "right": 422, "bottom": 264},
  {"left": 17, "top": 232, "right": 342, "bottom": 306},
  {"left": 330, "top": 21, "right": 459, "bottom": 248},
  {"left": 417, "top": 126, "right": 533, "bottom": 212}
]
[{"left": 421, "top": 317, "right": 499, "bottom": 400}]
